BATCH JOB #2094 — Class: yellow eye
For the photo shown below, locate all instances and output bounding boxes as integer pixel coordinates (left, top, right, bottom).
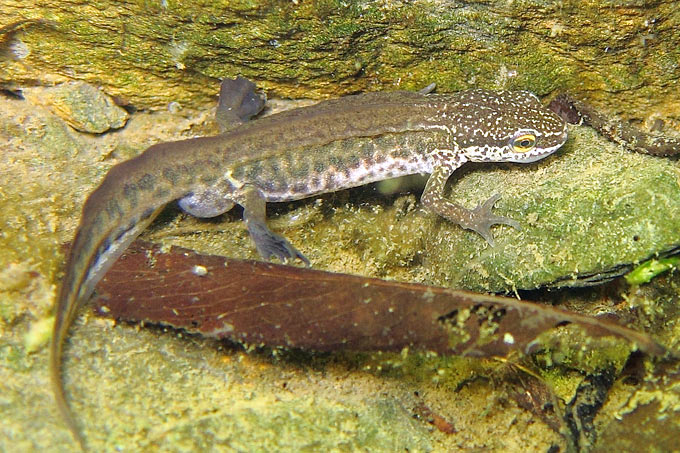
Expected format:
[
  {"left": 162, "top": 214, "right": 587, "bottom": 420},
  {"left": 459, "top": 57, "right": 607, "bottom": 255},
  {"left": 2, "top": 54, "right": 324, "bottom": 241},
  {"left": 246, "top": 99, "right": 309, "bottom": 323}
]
[{"left": 511, "top": 133, "right": 537, "bottom": 153}]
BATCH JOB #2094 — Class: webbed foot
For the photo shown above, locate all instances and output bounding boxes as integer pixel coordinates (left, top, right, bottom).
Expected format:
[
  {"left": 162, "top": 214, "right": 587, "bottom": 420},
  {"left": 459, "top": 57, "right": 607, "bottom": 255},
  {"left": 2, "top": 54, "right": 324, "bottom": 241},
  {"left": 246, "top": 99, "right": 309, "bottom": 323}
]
[
  {"left": 247, "top": 221, "right": 310, "bottom": 266},
  {"left": 466, "top": 193, "right": 520, "bottom": 246}
]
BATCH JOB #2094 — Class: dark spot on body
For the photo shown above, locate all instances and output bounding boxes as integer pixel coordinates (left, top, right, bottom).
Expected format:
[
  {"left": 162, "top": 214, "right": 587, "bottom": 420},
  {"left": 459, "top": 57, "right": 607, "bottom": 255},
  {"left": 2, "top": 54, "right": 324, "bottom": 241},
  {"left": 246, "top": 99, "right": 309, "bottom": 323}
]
[
  {"left": 247, "top": 161, "right": 267, "bottom": 180},
  {"left": 292, "top": 159, "right": 309, "bottom": 179},
  {"left": 105, "top": 199, "right": 123, "bottom": 219},
  {"left": 650, "top": 118, "right": 665, "bottom": 133},
  {"left": 182, "top": 168, "right": 196, "bottom": 185},
  {"left": 138, "top": 173, "right": 156, "bottom": 190},
  {"left": 162, "top": 168, "right": 179, "bottom": 184},
  {"left": 323, "top": 172, "right": 333, "bottom": 188},
  {"left": 360, "top": 142, "right": 375, "bottom": 158},
  {"left": 268, "top": 160, "right": 280, "bottom": 174},
  {"left": 347, "top": 154, "right": 361, "bottom": 169},
  {"left": 263, "top": 179, "right": 280, "bottom": 193},
  {"left": 293, "top": 182, "right": 308, "bottom": 193},
  {"left": 341, "top": 139, "right": 356, "bottom": 153},
  {"left": 391, "top": 148, "right": 409, "bottom": 159},
  {"left": 200, "top": 175, "right": 218, "bottom": 185},
  {"left": 154, "top": 188, "right": 170, "bottom": 200},
  {"left": 122, "top": 184, "right": 138, "bottom": 209}
]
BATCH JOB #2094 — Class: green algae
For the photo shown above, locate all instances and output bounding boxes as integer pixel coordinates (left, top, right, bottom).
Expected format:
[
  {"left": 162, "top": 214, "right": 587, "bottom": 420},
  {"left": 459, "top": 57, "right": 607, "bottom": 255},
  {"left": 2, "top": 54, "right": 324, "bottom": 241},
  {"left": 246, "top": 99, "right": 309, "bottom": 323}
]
[
  {"left": 531, "top": 325, "right": 633, "bottom": 376},
  {"left": 157, "top": 396, "right": 432, "bottom": 452},
  {"left": 626, "top": 256, "right": 680, "bottom": 286},
  {"left": 2, "top": 0, "right": 679, "bottom": 121}
]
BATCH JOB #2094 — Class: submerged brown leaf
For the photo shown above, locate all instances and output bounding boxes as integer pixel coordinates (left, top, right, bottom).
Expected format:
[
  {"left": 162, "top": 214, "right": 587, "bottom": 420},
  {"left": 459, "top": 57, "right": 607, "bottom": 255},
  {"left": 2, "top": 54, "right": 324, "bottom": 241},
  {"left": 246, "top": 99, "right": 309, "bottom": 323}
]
[{"left": 94, "top": 241, "right": 667, "bottom": 358}]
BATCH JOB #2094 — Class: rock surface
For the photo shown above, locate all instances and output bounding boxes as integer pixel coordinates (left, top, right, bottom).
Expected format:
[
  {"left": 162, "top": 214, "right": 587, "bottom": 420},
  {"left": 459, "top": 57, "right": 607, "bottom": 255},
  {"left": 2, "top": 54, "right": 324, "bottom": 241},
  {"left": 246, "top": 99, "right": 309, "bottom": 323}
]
[
  {"left": 22, "top": 82, "right": 128, "bottom": 133},
  {"left": 1, "top": 1, "right": 679, "bottom": 125}
]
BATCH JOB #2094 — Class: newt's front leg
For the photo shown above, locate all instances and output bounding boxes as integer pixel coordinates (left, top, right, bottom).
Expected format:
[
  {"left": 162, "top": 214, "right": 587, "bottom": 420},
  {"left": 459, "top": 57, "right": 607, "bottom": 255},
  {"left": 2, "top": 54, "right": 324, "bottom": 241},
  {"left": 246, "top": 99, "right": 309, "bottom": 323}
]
[{"left": 421, "top": 164, "right": 520, "bottom": 246}]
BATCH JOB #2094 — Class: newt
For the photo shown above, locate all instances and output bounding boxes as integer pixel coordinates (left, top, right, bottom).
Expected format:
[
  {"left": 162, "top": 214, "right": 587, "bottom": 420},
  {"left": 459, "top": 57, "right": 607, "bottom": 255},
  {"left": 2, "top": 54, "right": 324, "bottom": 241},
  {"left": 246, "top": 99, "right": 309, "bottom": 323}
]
[{"left": 50, "top": 77, "right": 567, "bottom": 449}]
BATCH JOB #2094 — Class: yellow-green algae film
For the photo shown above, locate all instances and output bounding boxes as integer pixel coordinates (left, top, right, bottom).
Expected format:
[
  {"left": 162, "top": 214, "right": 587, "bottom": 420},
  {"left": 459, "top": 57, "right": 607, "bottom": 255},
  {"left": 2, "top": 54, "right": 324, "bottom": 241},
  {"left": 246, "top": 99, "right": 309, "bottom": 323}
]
[{"left": 2, "top": 0, "right": 680, "bottom": 120}]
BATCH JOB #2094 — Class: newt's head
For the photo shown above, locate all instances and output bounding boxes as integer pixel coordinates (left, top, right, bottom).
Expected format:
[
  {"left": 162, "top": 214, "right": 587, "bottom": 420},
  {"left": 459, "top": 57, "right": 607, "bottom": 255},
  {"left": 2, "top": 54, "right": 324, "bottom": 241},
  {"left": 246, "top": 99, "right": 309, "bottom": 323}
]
[{"left": 445, "top": 89, "right": 568, "bottom": 164}]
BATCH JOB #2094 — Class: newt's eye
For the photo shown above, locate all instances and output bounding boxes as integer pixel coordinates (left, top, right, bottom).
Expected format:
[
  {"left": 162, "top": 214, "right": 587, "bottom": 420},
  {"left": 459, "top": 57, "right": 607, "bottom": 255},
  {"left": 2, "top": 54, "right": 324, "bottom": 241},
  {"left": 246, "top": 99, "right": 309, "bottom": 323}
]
[{"left": 511, "top": 133, "right": 537, "bottom": 153}]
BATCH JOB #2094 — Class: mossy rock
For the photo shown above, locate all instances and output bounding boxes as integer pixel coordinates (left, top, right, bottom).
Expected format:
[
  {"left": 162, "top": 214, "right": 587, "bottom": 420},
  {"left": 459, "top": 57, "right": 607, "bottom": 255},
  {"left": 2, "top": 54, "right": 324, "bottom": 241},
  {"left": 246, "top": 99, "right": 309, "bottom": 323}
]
[{"left": 1, "top": 1, "right": 679, "bottom": 124}]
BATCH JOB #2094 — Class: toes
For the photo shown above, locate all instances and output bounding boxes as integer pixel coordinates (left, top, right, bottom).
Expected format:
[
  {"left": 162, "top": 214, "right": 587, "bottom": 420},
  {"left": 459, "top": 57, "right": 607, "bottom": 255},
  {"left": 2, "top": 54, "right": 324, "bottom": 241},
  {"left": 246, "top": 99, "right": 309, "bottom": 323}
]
[
  {"left": 247, "top": 222, "right": 309, "bottom": 265},
  {"left": 478, "top": 193, "right": 502, "bottom": 211},
  {"left": 475, "top": 226, "right": 496, "bottom": 247},
  {"left": 260, "top": 236, "right": 309, "bottom": 265},
  {"left": 291, "top": 248, "right": 311, "bottom": 267},
  {"left": 491, "top": 216, "right": 521, "bottom": 230},
  {"left": 468, "top": 193, "right": 520, "bottom": 245}
]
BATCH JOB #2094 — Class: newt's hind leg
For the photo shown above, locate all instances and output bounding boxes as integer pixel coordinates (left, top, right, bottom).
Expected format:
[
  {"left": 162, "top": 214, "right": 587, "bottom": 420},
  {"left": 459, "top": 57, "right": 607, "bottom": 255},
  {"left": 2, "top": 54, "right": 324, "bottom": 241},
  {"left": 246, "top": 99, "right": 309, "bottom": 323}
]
[
  {"left": 237, "top": 184, "right": 309, "bottom": 265},
  {"left": 179, "top": 76, "right": 266, "bottom": 217},
  {"left": 178, "top": 188, "right": 235, "bottom": 218}
]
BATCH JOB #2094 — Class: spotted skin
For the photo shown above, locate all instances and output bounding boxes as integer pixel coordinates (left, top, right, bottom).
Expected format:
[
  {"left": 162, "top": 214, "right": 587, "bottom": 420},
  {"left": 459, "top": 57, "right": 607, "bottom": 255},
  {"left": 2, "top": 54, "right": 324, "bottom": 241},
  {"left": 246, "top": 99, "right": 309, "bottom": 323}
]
[{"left": 51, "top": 78, "right": 567, "bottom": 450}]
